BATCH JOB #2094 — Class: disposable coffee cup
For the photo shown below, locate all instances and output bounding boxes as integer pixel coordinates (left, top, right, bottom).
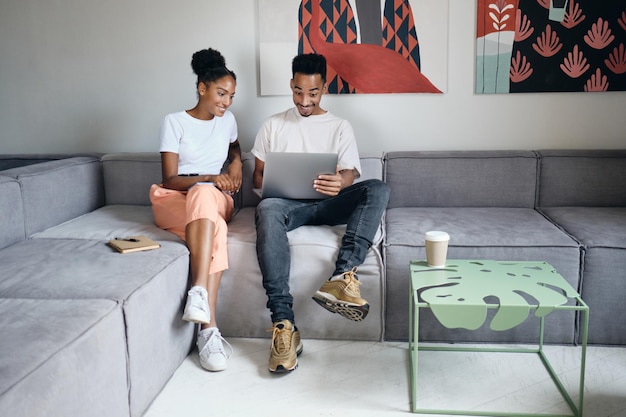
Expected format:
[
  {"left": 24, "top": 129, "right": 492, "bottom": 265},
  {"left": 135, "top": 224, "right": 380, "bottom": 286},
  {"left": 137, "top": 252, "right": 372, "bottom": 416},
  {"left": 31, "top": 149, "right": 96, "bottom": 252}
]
[{"left": 424, "top": 231, "right": 450, "bottom": 267}]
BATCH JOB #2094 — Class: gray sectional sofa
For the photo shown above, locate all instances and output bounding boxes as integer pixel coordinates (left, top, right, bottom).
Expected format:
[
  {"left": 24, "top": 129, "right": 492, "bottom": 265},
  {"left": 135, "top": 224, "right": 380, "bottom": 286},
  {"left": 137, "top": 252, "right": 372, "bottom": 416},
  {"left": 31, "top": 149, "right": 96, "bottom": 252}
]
[{"left": 0, "top": 149, "right": 624, "bottom": 417}]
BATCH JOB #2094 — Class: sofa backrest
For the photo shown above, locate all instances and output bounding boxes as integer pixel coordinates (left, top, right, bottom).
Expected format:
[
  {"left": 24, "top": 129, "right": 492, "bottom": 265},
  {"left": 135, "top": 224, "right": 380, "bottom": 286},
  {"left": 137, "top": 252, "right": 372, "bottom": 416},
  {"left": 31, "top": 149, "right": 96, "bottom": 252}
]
[
  {"left": 102, "top": 153, "right": 162, "bottom": 206},
  {"left": 537, "top": 149, "right": 626, "bottom": 207},
  {"left": 0, "top": 176, "right": 26, "bottom": 249},
  {"left": 0, "top": 157, "right": 103, "bottom": 236},
  {"left": 384, "top": 151, "right": 538, "bottom": 208},
  {"left": 239, "top": 152, "right": 385, "bottom": 208},
  {"left": 0, "top": 153, "right": 103, "bottom": 171}
]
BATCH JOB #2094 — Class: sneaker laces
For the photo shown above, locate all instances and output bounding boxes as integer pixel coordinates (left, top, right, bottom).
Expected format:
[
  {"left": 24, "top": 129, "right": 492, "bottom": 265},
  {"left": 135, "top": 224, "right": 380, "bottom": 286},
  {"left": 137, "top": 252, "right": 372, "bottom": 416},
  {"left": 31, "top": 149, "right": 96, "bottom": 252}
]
[
  {"left": 340, "top": 267, "right": 361, "bottom": 296},
  {"left": 189, "top": 287, "right": 208, "bottom": 306},
  {"left": 268, "top": 325, "right": 291, "bottom": 354},
  {"left": 199, "top": 329, "right": 232, "bottom": 359}
]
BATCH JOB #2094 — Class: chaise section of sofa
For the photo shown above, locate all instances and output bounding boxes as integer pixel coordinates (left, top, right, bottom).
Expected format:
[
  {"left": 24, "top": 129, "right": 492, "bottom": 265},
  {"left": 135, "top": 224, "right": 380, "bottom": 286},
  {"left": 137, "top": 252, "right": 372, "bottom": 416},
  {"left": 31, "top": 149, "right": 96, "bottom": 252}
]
[
  {"left": 537, "top": 149, "right": 626, "bottom": 345},
  {"left": 383, "top": 151, "right": 582, "bottom": 343},
  {"left": 0, "top": 155, "right": 194, "bottom": 417}
]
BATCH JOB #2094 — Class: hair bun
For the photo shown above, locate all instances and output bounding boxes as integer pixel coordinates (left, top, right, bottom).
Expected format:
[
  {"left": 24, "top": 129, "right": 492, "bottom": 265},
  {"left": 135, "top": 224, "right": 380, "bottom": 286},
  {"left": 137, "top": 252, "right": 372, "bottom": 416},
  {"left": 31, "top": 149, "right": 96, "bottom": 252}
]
[{"left": 191, "top": 48, "right": 227, "bottom": 75}]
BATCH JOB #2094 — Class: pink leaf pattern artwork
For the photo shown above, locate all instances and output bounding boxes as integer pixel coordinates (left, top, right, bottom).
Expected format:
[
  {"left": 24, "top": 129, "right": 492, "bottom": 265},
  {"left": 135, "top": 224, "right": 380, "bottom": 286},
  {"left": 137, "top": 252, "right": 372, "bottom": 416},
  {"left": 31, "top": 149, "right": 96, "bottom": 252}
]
[
  {"left": 510, "top": 50, "right": 533, "bottom": 82},
  {"left": 560, "top": 44, "right": 590, "bottom": 78},
  {"left": 562, "top": 1, "right": 585, "bottom": 29},
  {"left": 584, "top": 18, "right": 614, "bottom": 49},
  {"left": 584, "top": 68, "right": 608, "bottom": 92},
  {"left": 605, "top": 43, "right": 626, "bottom": 75},
  {"left": 619, "top": 11, "right": 626, "bottom": 32},
  {"left": 515, "top": 9, "right": 534, "bottom": 42},
  {"left": 533, "top": 24, "right": 562, "bottom": 57},
  {"left": 477, "top": 1, "right": 625, "bottom": 92}
]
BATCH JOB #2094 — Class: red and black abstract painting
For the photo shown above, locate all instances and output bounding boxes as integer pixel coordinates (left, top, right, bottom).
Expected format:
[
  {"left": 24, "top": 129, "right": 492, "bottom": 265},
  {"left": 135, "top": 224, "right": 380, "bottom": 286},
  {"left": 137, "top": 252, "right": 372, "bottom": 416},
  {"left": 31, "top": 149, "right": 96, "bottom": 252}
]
[
  {"left": 298, "top": 0, "right": 441, "bottom": 94},
  {"left": 258, "top": 0, "right": 446, "bottom": 96}
]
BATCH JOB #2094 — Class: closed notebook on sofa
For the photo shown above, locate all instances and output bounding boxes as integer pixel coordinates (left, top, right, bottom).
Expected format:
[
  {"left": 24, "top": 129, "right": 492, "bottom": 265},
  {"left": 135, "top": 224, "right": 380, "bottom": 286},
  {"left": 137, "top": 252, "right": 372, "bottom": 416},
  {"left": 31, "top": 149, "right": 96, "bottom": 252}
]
[{"left": 108, "top": 236, "right": 160, "bottom": 254}]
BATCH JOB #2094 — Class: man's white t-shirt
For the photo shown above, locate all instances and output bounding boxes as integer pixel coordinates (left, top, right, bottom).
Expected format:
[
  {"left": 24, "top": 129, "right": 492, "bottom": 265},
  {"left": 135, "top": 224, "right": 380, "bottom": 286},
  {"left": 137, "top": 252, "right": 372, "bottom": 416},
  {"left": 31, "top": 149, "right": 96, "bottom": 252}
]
[
  {"left": 251, "top": 107, "right": 361, "bottom": 177},
  {"left": 159, "top": 110, "right": 238, "bottom": 175}
]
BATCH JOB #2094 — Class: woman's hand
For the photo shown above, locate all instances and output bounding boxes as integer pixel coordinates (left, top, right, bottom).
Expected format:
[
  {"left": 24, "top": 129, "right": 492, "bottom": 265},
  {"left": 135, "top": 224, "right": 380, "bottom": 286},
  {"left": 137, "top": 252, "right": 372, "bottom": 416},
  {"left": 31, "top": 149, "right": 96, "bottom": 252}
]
[{"left": 215, "top": 159, "right": 242, "bottom": 193}]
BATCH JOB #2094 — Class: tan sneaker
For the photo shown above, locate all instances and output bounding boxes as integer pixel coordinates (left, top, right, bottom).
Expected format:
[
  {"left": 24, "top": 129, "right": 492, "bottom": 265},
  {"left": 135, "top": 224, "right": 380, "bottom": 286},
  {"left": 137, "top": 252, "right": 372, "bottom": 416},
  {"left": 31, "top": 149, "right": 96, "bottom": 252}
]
[
  {"left": 268, "top": 320, "right": 303, "bottom": 373},
  {"left": 312, "top": 267, "right": 370, "bottom": 321}
]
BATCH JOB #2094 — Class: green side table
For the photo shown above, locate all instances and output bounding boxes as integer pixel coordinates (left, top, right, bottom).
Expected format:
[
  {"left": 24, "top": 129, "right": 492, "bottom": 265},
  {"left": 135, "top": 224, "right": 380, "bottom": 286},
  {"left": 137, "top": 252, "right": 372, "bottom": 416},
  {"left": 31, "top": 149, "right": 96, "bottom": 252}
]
[{"left": 409, "top": 260, "right": 589, "bottom": 417}]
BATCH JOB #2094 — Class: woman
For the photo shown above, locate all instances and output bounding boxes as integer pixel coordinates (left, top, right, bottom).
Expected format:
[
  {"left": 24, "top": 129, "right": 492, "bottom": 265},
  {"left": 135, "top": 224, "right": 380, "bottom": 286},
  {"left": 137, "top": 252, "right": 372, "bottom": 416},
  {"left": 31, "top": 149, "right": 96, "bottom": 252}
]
[{"left": 150, "top": 48, "right": 241, "bottom": 372}]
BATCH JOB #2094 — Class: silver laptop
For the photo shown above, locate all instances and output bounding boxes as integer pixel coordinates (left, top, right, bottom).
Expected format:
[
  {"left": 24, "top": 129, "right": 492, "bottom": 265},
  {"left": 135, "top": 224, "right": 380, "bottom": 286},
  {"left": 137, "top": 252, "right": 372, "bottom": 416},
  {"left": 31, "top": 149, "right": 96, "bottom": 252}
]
[{"left": 258, "top": 152, "right": 338, "bottom": 199}]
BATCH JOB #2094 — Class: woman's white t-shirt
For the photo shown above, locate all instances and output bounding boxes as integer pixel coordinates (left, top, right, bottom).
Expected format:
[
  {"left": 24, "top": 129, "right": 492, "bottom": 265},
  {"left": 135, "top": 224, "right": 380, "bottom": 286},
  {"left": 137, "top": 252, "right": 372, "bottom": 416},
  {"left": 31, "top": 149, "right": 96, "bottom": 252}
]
[
  {"left": 159, "top": 110, "right": 238, "bottom": 175},
  {"left": 251, "top": 107, "right": 361, "bottom": 177}
]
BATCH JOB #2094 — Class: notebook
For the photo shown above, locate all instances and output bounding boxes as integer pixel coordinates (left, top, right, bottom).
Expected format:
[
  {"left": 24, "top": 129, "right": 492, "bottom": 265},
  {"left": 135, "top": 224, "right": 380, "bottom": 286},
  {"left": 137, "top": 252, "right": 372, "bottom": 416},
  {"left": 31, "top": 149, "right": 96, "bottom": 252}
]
[
  {"left": 108, "top": 236, "right": 161, "bottom": 254},
  {"left": 257, "top": 152, "right": 338, "bottom": 199}
]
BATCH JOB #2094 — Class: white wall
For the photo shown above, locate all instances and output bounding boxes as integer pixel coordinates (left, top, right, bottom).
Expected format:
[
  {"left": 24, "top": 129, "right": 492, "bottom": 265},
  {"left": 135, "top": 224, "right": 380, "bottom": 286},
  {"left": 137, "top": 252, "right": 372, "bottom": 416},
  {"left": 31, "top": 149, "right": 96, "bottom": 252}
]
[{"left": 0, "top": 0, "right": 624, "bottom": 154}]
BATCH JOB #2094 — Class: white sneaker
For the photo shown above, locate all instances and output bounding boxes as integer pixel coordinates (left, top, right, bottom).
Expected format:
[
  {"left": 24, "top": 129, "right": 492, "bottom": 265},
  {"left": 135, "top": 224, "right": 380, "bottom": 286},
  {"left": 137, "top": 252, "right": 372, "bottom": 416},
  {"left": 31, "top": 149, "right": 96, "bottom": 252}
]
[
  {"left": 197, "top": 327, "right": 232, "bottom": 372},
  {"left": 182, "top": 286, "right": 210, "bottom": 324}
]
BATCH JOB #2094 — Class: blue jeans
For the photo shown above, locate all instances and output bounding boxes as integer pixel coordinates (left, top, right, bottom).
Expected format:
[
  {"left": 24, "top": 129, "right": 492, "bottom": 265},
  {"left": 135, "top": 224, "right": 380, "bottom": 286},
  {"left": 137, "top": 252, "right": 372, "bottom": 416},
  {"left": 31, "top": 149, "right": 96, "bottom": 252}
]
[{"left": 255, "top": 179, "right": 390, "bottom": 323}]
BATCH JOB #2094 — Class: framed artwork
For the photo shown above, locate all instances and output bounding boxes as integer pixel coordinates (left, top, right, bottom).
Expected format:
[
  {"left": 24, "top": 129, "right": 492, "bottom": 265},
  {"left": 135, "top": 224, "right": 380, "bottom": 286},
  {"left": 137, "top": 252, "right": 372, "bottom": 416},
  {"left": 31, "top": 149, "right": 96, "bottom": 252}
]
[
  {"left": 259, "top": 0, "right": 449, "bottom": 95},
  {"left": 476, "top": 0, "right": 626, "bottom": 93}
]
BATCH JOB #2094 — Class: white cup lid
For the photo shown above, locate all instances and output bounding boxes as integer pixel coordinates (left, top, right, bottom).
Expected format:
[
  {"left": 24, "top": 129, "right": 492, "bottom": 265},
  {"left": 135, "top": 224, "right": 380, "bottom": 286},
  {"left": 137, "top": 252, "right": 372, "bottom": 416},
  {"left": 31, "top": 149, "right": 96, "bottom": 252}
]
[{"left": 425, "top": 231, "right": 450, "bottom": 241}]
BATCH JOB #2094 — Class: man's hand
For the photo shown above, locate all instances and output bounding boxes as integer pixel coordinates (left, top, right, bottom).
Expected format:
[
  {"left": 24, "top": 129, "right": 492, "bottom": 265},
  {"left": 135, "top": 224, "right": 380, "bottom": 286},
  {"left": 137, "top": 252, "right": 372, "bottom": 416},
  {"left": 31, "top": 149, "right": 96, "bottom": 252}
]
[{"left": 314, "top": 166, "right": 353, "bottom": 197}]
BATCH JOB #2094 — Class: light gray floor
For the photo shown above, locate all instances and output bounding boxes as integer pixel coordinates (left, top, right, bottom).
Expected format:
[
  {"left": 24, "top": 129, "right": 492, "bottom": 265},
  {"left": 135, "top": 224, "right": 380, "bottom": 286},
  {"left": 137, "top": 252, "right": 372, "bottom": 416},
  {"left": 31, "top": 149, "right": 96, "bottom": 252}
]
[{"left": 144, "top": 338, "right": 626, "bottom": 417}]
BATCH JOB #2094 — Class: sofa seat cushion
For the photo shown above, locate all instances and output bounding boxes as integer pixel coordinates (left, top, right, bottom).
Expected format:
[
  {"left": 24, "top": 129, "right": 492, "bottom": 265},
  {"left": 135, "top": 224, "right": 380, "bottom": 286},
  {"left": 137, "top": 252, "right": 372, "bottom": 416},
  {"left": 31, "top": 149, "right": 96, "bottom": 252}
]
[
  {"left": 541, "top": 207, "right": 626, "bottom": 249},
  {"left": 542, "top": 207, "right": 626, "bottom": 345},
  {"left": 0, "top": 299, "right": 129, "bottom": 417},
  {"left": 219, "top": 207, "right": 385, "bottom": 341},
  {"left": 0, "top": 238, "right": 187, "bottom": 300},
  {"left": 229, "top": 206, "right": 383, "bottom": 247},
  {"left": 384, "top": 207, "right": 581, "bottom": 343},
  {"left": 386, "top": 207, "right": 578, "bottom": 248},
  {"left": 31, "top": 205, "right": 183, "bottom": 243}
]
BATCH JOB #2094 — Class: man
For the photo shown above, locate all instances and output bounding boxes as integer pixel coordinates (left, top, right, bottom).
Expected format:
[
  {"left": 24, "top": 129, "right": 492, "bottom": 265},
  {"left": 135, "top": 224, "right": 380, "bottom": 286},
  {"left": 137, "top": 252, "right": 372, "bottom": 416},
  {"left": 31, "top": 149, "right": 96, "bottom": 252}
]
[{"left": 251, "top": 53, "right": 390, "bottom": 373}]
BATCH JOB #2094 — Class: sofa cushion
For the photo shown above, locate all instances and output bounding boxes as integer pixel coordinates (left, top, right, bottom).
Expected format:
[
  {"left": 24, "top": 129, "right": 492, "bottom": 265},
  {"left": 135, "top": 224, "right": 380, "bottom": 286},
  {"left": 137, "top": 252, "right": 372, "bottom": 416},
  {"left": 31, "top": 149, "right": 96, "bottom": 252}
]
[
  {"left": 31, "top": 205, "right": 183, "bottom": 243},
  {"left": 1, "top": 157, "right": 103, "bottom": 236},
  {"left": 385, "top": 207, "right": 578, "bottom": 248},
  {"left": 541, "top": 207, "right": 626, "bottom": 249},
  {"left": 538, "top": 149, "right": 626, "bottom": 207},
  {"left": 0, "top": 176, "right": 25, "bottom": 250},
  {"left": 541, "top": 207, "right": 626, "bottom": 344},
  {"left": 0, "top": 298, "right": 129, "bottom": 417},
  {"left": 384, "top": 207, "right": 581, "bottom": 342},
  {"left": 385, "top": 151, "right": 538, "bottom": 208},
  {"left": 0, "top": 239, "right": 187, "bottom": 300},
  {"left": 219, "top": 207, "right": 385, "bottom": 340},
  {"left": 102, "top": 153, "right": 162, "bottom": 206}
]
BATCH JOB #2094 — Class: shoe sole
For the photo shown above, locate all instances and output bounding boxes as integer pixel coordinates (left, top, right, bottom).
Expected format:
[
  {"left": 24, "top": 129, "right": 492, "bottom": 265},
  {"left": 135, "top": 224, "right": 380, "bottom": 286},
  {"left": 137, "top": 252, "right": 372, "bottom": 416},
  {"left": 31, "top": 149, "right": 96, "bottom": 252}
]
[
  {"left": 269, "top": 362, "right": 298, "bottom": 373},
  {"left": 183, "top": 310, "right": 211, "bottom": 325},
  {"left": 312, "top": 292, "right": 369, "bottom": 321}
]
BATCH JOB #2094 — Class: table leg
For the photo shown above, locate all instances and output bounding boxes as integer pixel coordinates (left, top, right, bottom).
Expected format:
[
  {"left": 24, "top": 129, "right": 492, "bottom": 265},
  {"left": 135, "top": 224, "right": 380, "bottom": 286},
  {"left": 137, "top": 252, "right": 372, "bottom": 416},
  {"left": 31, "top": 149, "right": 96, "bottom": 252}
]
[{"left": 409, "top": 284, "right": 419, "bottom": 412}]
